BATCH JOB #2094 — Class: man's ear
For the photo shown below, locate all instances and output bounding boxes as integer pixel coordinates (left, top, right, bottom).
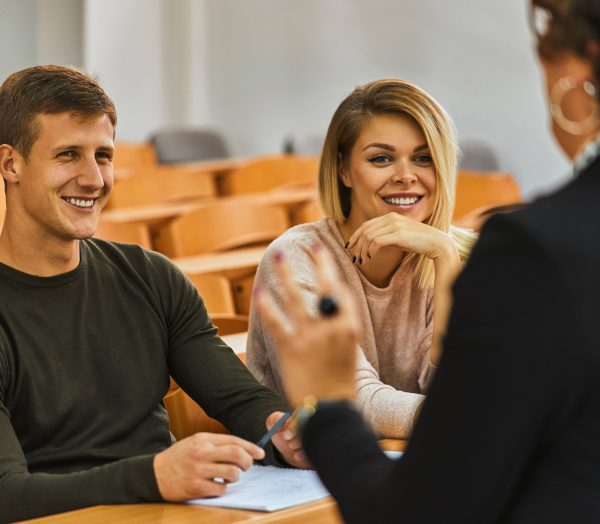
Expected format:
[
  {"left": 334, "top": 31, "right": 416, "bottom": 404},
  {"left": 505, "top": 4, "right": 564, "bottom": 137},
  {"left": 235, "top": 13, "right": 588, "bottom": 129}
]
[
  {"left": 338, "top": 154, "right": 352, "bottom": 189},
  {"left": 0, "top": 144, "right": 21, "bottom": 185}
]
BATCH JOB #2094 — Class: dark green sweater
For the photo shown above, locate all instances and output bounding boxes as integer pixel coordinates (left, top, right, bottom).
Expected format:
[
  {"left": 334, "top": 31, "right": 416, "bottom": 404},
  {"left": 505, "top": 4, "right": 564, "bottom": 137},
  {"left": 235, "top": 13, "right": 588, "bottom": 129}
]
[{"left": 0, "top": 239, "right": 287, "bottom": 522}]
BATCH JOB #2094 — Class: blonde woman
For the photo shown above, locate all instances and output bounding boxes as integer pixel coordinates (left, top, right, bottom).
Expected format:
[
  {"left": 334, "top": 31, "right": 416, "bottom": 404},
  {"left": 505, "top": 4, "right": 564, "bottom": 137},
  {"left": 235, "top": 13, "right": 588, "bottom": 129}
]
[{"left": 247, "top": 79, "right": 475, "bottom": 438}]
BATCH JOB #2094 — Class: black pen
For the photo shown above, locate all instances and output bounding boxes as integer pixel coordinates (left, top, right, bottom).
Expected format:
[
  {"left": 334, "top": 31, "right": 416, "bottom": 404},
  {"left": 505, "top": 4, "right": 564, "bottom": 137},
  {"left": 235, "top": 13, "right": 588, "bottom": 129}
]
[{"left": 256, "top": 411, "right": 292, "bottom": 448}]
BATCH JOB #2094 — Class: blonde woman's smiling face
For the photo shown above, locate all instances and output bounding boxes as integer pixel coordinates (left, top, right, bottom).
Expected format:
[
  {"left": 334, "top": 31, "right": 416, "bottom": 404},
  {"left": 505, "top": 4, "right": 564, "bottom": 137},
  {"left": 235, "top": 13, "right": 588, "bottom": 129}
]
[{"left": 339, "top": 113, "right": 437, "bottom": 228}]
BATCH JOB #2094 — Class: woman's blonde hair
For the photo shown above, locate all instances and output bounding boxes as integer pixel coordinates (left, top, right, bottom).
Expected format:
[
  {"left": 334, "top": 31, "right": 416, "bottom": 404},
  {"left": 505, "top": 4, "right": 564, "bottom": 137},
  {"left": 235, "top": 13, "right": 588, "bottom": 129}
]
[{"left": 319, "top": 78, "right": 475, "bottom": 288}]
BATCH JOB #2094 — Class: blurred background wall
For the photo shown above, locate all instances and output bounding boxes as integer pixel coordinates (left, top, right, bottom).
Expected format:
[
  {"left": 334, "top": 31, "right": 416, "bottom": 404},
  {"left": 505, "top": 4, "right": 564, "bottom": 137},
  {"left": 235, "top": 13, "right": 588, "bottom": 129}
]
[{"left": 0, "top": 0, "right": 570, "bottom": 197}]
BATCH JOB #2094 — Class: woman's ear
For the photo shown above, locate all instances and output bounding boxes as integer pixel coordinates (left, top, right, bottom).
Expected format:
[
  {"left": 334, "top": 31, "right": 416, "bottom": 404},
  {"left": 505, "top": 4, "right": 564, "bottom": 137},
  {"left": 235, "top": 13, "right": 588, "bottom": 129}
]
[
  {"left": 338, "top": 153, "right": 352, "bottom": 189},
  {"left": 0, "top": 144, "right": 20, "bottom": 185}
]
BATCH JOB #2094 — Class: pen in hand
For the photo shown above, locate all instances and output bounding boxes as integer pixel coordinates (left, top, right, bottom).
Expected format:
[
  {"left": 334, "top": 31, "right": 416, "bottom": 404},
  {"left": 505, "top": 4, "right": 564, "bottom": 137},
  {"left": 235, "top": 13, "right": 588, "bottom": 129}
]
[{"left": 256, "top": 411, "right": 292, "bottom": 448}]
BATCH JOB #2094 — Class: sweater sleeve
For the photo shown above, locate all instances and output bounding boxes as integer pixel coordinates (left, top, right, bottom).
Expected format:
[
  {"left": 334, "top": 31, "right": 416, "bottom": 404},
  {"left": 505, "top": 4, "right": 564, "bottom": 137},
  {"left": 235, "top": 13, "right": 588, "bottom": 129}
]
[
  {"left": 302, "top": 215, "right": 593, "bottom": 524},
  {"left": 355, "top": 350, "right": 424, "bottom": 438},
  {"left": 0, "top": 336, "right": 161, "bottom": 522},
  {"left": 149, "top": 254, "right": 289, "bottom": 463},
  {"left": 247, "top": 237, "right": 423, "bottom": 439}
]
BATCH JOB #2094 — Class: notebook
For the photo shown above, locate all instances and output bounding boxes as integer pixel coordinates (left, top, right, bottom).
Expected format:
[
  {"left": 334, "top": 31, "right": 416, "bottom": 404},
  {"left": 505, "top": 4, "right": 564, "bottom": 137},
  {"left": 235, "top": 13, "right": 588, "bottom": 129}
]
[
  {"left": 187, "top": 464, "right": 329, "bottom": 512},
  {"left": 187, "top": 450, "right": 404, "bottom": 512}
]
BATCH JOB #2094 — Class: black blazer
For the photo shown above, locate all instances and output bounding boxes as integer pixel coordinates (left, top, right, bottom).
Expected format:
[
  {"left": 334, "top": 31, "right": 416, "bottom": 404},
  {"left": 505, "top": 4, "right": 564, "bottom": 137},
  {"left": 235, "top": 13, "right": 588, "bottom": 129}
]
[{"left": 302, "top": 157, "right": 600, "bottom": 523}]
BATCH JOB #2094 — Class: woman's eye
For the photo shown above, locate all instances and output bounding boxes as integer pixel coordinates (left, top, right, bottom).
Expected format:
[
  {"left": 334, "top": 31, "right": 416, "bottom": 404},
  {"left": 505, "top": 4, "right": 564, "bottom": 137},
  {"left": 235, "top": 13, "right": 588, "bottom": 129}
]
[
  {"left": 368, "top": 154, "right": 392, "bottom": 164},
  {"left": 414, "top": 154, "right": 433, "bottom": 165}
]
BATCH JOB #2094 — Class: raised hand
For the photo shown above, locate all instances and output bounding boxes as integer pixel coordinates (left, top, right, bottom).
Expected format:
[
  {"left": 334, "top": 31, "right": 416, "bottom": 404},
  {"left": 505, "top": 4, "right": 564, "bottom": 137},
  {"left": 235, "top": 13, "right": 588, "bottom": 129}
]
[{"left": 254, "top": 244, "right": 360, "bottom": 407}]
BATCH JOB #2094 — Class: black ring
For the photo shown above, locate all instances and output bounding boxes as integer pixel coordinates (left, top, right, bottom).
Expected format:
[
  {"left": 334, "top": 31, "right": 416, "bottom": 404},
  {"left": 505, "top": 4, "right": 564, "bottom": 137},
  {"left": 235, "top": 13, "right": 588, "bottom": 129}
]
[{"left": 318, "top": 295, "right": 339, "bottom": 318}]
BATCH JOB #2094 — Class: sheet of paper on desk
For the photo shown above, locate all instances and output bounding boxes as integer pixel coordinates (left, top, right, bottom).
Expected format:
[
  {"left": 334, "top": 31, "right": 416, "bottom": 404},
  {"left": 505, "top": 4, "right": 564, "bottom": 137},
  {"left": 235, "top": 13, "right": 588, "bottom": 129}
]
[{"left": 187, "top": 465, "right": 330, "bottom": 512}]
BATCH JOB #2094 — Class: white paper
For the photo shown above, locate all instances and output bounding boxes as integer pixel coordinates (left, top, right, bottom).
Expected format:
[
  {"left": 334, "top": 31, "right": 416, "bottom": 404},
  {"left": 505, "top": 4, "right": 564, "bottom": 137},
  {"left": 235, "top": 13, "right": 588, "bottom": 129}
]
[{"left": 187, "top": 465, "right": 330, "bottom": 512}]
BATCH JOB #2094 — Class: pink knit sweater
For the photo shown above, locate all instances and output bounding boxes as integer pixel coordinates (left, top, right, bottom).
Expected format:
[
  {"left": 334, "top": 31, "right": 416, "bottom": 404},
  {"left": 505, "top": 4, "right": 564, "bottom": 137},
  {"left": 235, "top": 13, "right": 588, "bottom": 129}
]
[{"left": 246, "top": 218, "right": 434, "bottom": 438}]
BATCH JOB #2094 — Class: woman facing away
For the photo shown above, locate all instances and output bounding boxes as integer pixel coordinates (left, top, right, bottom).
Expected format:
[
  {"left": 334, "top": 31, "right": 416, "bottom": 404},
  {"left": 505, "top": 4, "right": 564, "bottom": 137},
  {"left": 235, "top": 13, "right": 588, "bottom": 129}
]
[{"left": 246, "top": 79, "right": 476, "bottom": 438}]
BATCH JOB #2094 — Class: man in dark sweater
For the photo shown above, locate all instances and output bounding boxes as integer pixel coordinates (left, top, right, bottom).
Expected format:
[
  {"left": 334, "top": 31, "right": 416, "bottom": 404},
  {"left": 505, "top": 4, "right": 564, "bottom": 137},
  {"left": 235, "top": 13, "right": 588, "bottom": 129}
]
[{"left": 0, "top": 65, "right": 298, "bottom": 522}]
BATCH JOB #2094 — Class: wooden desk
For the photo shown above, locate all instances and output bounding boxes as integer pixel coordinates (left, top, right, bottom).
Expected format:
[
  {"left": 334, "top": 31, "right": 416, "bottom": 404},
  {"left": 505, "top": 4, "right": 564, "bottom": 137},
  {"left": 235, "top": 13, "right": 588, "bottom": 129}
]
[
  {"left": 20, "top": 497, "right": 342, "bottom": 523},
  {"left": 101, "top": 186, "right": 317, "bottom": 226},
  {"left": 22, "top": 440, "right": 407, "bottom": 524},
  {"left": 114, "top": 157, "right": 248, "bottom": 182},
  {"left": 221, "top": 332, "right": 248, "bottom": 355},
  {"left": 172, "top": 245, "right": 266, "bottom": 280}
]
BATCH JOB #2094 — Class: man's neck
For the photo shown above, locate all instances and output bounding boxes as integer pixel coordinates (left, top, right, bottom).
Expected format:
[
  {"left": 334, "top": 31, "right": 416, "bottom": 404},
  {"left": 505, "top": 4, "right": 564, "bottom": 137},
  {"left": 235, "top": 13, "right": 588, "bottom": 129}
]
[{"left": 0, "top": 223, "right": 81, "bottom": 277}]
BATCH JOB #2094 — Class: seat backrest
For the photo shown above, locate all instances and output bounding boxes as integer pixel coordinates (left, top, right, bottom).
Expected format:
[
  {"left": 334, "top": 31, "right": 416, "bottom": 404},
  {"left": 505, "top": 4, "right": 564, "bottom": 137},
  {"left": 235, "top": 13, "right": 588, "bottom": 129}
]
[
  {"left": 153, "top": 201, "right": 290, "bottom": 258},
  {"left": 105, "top": 169, "right": 216, "bottom": 209},
  {"left": 187, "top": 274, "right": 236, "bottom": 315},
  {"left": 211, "top": 314, "right": 249, "bottom": 336},
  {"left": 454, "top": 171, "right": 521, "bottom": 220},
  {"left": 290, "top": 200, "right": 323, "bottom": 226},
  {"left": 113, "top": 141, "right": 157, "bottom": 170},
  {"left": 94, "top": 219, "right": 153, "bottom": 249},
  {"left": 231, "top": 275, "right": 255, "bottom": 316},
  {"left": 219, "top": 155, "right": 319, "bottom": 195},
  {"left": 150, "top": 128, "right": 229, "bottom": 164}
]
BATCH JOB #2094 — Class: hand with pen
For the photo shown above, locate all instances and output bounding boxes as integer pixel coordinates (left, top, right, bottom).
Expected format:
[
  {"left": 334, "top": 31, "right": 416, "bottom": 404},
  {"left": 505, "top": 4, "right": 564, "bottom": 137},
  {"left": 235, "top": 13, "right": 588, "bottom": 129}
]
[{"left": 153, "top": 413, "right": 308, "bottom": 501}]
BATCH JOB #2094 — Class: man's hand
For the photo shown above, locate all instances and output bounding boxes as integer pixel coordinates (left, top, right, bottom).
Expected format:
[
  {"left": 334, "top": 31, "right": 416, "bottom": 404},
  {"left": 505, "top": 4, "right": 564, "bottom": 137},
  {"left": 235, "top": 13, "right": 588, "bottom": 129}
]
[
  {"left": 153, "top": 432, "right": 265, "bottom": 500},
  {"left": 267, "top": 411, "right": 311, "bottom": 468}
]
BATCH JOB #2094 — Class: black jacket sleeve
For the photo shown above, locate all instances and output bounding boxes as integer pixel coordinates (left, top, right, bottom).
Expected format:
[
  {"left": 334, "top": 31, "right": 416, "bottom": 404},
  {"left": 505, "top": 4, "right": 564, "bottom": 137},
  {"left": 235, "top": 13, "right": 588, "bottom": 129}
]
[{"left": 302, "top": 215, "right": 594, "bottom": 524}]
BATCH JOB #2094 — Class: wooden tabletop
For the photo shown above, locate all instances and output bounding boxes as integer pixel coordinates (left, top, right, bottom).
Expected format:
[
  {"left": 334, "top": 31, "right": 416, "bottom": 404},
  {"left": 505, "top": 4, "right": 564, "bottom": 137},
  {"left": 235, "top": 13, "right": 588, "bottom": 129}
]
[
  {"left": 21, "top": 439, "right": 406, "bottom": 524},
  {"left": 19, "top": 498, "right": 342, "bottom": 524},
  {"left": 100, "top": 186, "right": 317, "bottom": 226},
  {"left": 171, "top": 245, "right": 266, "bottom": 280}
]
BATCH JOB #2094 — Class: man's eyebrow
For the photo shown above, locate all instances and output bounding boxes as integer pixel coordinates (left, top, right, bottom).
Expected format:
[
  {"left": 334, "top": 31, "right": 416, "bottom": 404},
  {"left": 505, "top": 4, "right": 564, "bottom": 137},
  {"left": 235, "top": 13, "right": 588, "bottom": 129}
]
[
  {"left": 51, "top": 144, "right": 82, "bottom": 152},
  {"left": 362, "top": 143, "right": 396, "bottom": 152}
]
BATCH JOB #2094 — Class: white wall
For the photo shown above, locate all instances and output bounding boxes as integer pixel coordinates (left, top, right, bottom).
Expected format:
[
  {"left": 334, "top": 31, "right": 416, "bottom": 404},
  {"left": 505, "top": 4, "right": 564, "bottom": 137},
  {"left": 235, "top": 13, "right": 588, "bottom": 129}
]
[
  {"left": 0, "top": 0, "right": 83, "bottom": 83},
  {"left": 1, "top": 0, "right": 571, "bottom": 198},
  {"left": 0, "top": 0, "right": 38, "bottom": 82},
  {"left": 84, "top": 0, "right": 167, "bottom": 141},
  {"left": 200, "top": 0, "right": 570, "bottom": 198}
]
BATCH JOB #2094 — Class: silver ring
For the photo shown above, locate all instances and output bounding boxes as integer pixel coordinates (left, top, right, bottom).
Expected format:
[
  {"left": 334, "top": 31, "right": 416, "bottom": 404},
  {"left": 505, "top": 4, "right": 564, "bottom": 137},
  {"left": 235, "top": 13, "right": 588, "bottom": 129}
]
[{"left": 318, "top": 295, "right": 339, "bottom": 317}]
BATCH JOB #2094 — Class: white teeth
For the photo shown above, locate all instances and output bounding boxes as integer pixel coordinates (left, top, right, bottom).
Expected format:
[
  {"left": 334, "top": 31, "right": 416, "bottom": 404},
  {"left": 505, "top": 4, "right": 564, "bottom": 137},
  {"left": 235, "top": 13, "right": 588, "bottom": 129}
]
[
  {"left": 383, "top": 196, "right": 419, "bottom": 206},
  {"left": 66, "top": 198, "right": 94, "bottom": 208}
]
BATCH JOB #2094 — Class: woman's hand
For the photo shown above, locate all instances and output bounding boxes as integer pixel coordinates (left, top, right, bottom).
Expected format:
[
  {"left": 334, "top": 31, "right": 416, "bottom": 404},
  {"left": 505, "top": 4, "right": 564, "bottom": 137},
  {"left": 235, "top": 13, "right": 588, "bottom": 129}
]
[
  {"left": 347, "top": 212, "right": 457, "bottom": 265},
  {"left": 253, "top": 245, "right": 360, "bottom": 407}
]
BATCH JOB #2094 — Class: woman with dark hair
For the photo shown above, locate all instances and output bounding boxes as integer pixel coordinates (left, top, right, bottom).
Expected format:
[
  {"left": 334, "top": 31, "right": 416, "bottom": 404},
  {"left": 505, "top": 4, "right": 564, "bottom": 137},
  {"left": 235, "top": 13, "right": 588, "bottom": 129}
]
[{"left": 256, "top": 1, "right": 600, "bottom": 522}]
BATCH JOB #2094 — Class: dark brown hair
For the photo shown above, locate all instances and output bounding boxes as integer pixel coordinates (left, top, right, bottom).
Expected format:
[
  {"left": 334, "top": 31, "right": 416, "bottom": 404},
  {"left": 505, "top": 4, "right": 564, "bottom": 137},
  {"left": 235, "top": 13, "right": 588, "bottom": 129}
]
[
  {"left": 0, "top": 65, "right": 117, "bottom": 158},
  {"left": 534, "top": 0, "right": 600, "bottom": 92}
]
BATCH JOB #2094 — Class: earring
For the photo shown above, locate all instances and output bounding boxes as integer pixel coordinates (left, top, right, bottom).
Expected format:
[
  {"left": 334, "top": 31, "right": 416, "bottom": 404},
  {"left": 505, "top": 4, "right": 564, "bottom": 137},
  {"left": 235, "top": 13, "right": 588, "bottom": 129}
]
[{"left": 550, "top": 76, "right": 600, "bottom": 136}]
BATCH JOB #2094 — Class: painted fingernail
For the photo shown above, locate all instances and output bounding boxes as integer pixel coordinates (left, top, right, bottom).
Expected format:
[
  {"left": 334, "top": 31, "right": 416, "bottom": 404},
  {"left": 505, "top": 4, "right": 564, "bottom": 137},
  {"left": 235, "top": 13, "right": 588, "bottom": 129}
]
[
  {"left": 273, "top": 250, "right": 284, "bottom": 263},
  {"left": 367, "top": 253, "right": 371, "bottom": 259},
  {"left": 344, "top": 241, "right": 349, "bottom": 249},
  {"left": 358, "top": 257, "right": 362, "bottom": 265},
  {"left": 352, "top": 256, "right": 356, "bottom": 264}
]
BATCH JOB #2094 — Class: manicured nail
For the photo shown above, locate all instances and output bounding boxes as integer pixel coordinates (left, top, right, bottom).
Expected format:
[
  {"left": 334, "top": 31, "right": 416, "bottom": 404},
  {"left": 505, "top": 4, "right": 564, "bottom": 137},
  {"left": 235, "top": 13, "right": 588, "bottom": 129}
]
[
  {"left": 367, "top": 253, "right": 371, "bottom": 259},
  {"left": 352, "top": 256, "right": 356, "bottom": 264},
  {"left": 273, "top": 250, "right": 284, "bottom": 263},
  {"left": 358, "top": 257, "right": 363, "bottom": 265},
  {"left": 344, "top": 241, "right": 349, "bottom": 249}
]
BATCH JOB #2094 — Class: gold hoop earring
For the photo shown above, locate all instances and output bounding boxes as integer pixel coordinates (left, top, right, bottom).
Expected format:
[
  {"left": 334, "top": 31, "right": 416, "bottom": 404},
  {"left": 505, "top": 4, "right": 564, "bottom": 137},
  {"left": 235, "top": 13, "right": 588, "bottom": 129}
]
[{"left": 550, "top": 76, "right": 599, "bottom": 136}]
